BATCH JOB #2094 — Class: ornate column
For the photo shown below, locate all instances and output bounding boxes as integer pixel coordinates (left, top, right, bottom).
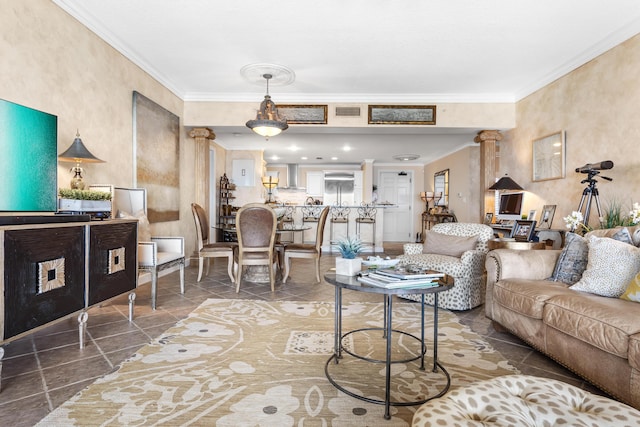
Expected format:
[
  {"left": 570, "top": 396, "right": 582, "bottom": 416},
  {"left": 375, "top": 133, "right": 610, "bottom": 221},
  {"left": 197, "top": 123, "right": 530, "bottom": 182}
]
[
  {"left": 189, "top": 127, "right": 216, "bottom": 216},
  {"left": 474, "top": 130, "right": 502, "bottom": 218}
]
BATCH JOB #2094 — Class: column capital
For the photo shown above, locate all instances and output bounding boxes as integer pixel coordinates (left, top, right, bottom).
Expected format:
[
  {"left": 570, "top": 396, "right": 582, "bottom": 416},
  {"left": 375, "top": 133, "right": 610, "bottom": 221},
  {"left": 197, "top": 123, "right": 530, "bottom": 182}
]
[
  {"left": 189, "top": 127, "right": 216, "bottom": 140},
  {"left": 474, "top": 129, "right": 503, "bottom": 143}
]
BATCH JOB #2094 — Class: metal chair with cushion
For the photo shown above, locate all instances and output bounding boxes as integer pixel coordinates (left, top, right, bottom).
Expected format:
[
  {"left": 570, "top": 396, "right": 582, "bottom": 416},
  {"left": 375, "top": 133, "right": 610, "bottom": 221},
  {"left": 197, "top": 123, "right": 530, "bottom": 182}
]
[
  {"left": 191, "top": 203, "right": 237, "bottom": 282},
  {"left": 111, "top": 187, "right": 185, "bottom": 310},
  {"left": 235, "top": 203, "right": 278, "bottom": 292},
  {"left": 282, "top": 206, "right": 330, "bottom": 284}
]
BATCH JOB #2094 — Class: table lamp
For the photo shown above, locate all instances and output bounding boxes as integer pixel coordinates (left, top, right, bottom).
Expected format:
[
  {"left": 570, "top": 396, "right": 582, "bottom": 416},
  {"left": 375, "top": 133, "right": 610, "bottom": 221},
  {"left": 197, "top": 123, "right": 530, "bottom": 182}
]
[
  {"left": 262, "top": 176, "right": 279, "bottom": 203},
  {"left": 58, "top": 131, "right": 104, "bottom": 189}
]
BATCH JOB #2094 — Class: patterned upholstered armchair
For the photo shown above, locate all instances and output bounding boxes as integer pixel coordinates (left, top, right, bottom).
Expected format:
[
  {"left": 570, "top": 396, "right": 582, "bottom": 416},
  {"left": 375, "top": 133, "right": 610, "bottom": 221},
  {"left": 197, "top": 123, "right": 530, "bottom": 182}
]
[{"left": 398, "top": 223, "right": 493, "bottom": 310}]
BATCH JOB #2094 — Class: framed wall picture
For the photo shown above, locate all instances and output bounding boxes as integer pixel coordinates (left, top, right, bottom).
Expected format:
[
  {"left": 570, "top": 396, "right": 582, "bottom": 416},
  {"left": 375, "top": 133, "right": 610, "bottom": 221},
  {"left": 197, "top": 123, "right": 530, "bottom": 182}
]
[
  {"left": 368, "top": 105, "right": 436, "bottom": 125},
  {"left": 133, "top": 91, "right": 180, "bottom": 223},
  {"left": 533, "top": 131, "right": 565, "bottom": 181},
  {"left": 276, "top": 105, "right": 328, "bottom": 124},
  {"left": 511, "top": 220, "right": 537, "bottom": 242},
  {"left": 539, "top": 205, "right": 556, "bottom": 229}
]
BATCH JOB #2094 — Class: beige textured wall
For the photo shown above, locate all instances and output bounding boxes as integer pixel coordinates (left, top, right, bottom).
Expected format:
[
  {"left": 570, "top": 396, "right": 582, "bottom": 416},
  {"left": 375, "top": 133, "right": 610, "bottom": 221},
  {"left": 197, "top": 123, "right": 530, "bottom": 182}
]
[
  {"left": 424, "top": 145, "right": 481, "bottom": 224},
  {"left": 501, "top": 33, "right": 640, "bottom": 230},
  {"left": 1, "top": 1, "right": 195, "bottom": 253}
]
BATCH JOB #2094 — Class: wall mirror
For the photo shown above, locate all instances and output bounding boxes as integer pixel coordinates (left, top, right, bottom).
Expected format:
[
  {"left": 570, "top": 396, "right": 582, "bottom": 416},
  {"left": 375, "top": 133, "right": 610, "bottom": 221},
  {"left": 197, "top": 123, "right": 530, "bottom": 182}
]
[
  {"left": 434, "top": 169, "right": 449, "bottom": 207},
  {"left": 533, "top": 131, "right": 565, "bottom": 181}
]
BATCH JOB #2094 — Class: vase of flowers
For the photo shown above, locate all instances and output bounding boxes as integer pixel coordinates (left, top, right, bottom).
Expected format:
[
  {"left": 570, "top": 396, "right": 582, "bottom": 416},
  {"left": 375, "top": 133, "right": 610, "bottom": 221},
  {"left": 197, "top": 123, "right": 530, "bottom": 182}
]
[{"left": 334, "top": 236, "right": 364, "bottom": 276}]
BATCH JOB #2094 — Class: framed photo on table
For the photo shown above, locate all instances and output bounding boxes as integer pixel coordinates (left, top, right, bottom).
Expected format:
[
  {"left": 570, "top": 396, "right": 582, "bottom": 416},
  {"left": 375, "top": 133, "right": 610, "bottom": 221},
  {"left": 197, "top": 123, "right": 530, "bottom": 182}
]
[
  {"left": 484, "top": 212, "right": 493, "bottom": 225},
  {"left": 539, "top": 205, "right": 556, "bottom": 229},
  {"left": 511, "top": 220, "right": 537, "bottom": 242}
]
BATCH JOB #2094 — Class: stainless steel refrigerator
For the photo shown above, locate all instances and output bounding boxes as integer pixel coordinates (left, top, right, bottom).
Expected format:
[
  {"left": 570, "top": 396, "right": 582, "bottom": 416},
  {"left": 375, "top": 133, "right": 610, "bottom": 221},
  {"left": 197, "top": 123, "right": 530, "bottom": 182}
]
[{"left": 323, "top": 172, "right": 355, "bottom": 205}]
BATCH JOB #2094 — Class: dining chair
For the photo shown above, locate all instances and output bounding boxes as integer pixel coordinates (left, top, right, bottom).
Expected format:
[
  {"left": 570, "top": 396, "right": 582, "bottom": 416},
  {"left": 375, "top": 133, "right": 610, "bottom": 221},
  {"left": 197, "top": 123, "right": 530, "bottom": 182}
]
[
  {"left": 235, "top": 203, "right": 278, "bottom": 292},
  {"left": 282, "top": 206, "right": 329, "bottom": 284},
  {"left": 191, "top": 203, "right": 237, "bottom": 282}
]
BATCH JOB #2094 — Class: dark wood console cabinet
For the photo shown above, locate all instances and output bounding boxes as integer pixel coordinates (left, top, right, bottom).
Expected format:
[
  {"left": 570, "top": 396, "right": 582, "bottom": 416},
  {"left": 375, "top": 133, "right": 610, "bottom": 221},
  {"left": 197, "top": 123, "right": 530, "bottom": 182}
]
[{"left": 1, "top": 219, "right": 137, "bottom": 342}]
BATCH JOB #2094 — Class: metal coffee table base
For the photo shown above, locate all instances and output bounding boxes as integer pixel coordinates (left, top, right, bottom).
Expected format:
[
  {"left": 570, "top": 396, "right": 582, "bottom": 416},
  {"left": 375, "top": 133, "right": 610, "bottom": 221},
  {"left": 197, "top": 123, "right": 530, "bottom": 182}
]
[{"left": 325, "top": 290, "right": 451, "bottom": 420}]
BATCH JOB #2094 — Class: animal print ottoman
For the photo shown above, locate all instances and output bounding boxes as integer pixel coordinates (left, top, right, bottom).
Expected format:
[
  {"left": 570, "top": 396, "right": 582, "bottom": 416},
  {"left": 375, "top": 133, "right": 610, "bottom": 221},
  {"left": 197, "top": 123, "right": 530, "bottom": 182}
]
[{"left": 412, "top": 375, "right": 640, "bottom": 427}]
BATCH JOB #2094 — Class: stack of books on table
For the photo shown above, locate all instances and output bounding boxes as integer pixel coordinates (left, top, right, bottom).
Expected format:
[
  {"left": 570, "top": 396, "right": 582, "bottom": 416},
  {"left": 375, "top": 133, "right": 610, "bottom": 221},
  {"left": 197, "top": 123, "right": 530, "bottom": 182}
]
[{"left": 357, "top": 268, "right": 445, "bottom": 289}]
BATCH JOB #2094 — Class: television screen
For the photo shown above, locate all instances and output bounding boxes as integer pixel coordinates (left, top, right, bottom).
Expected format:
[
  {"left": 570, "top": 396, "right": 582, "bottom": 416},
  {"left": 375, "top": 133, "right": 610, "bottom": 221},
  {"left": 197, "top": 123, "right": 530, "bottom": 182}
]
[
  {"left": 498, "top": 192, "right": 524, "bottom": 221},
  {"left": 0, "top": 99, "right": 58, "bottom": 212}
]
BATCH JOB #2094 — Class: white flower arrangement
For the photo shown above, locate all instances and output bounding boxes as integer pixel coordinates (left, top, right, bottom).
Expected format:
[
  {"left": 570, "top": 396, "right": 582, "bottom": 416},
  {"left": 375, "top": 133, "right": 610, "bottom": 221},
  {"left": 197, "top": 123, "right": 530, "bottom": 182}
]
[
  {"left": 563, "top": 211, "right": 591, "bottom": 233},
  {"left": 630, "top": 202, "right": 640, "bottom": 225}
]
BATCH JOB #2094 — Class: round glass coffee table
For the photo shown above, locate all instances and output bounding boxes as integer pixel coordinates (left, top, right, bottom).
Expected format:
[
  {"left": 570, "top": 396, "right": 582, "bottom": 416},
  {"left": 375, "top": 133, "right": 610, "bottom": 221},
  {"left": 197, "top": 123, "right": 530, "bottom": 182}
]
[{"left": 323, "top": 272, "right": 454, "bottom": 420}]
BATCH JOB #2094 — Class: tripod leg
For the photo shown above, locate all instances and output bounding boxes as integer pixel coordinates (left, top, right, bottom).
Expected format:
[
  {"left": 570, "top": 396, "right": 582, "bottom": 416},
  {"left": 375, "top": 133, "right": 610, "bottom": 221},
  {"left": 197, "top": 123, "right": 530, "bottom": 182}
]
[
  {"left": 583, "top": 194, "right": 593, "bottom": 227},
  {"left": 576, "top": 189, "right": 591, "bottom": 230},
  {"left": 592, "top": 188, "right": 604, "bottom": 228}
]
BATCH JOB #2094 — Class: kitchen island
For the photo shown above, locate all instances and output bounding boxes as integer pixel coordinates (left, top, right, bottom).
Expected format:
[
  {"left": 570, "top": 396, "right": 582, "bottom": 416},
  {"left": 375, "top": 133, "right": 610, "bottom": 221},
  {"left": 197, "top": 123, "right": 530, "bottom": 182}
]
[{"left": 283, "top": 204, "right": 395, "bottom": 253}]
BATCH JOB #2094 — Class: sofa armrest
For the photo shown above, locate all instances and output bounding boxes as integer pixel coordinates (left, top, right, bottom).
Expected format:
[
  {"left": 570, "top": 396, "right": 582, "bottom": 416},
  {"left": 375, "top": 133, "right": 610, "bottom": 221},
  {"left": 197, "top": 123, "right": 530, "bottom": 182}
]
[
  {"left": 486, "top": 249, "right": 561, "bottom": 285},
  {"left": 151, "top": 236, "right": 185, "bottom": 256}
]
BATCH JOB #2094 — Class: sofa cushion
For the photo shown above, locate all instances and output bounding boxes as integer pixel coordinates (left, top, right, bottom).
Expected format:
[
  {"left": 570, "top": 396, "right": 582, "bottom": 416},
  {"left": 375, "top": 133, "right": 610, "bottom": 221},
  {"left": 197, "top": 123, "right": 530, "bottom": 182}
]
[
  {"left": 544, "top": 293, "right": 640, "bottom": 359},
  {"left": 493, "top": 279, "right": 572, "bottom": 319},
  {"left": 549, "top": 232, "right": 588, "bottom": 285},
  {"left": 423, "top": 231, "right": 477, "bottom": 257},
  {"left": 570, "top": 236, "right": 640, "bottom": 297}
]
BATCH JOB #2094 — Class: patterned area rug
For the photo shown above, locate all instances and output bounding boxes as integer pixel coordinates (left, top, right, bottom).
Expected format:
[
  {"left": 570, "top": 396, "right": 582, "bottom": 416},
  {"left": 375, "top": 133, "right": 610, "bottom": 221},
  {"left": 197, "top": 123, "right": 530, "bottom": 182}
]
[{"left": 37, "top": 299, "right": 518, "bottom": 426}]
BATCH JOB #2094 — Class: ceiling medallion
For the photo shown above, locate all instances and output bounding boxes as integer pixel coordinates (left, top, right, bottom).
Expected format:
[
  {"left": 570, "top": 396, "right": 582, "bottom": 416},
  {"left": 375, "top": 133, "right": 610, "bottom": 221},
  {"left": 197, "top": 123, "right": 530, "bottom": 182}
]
[
  {"left": 240, "top": 63, "right": 295, "bottom": 86},
  {"left": 393, "top": 154, "right": 420, "bottom": 161}
]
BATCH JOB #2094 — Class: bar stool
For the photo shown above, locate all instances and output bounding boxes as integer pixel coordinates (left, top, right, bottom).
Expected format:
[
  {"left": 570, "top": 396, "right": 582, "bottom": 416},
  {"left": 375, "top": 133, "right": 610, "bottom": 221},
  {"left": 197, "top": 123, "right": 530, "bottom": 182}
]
[
  {"left": 329, "top": 204, "right": 350, "bottom": 252},
  {"left": 301, "top": 205, "right": 322, "bottom": 244},
  {"left": 355, "top": 203, "right": 377, "bottom": 253}
]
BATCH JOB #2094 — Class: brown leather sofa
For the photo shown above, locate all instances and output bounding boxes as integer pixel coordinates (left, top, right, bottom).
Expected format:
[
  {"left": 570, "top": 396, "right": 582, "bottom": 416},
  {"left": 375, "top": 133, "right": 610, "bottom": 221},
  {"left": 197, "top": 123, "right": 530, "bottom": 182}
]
[{"left": 485, "top": 226, "right": 640, "bottom": 409}]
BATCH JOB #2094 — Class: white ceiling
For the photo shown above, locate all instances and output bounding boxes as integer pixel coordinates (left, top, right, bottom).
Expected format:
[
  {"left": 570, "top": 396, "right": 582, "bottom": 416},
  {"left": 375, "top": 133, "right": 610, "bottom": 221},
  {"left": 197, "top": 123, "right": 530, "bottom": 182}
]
[{"left": 53, "top": 0, "right": 640, "bottom": 165}]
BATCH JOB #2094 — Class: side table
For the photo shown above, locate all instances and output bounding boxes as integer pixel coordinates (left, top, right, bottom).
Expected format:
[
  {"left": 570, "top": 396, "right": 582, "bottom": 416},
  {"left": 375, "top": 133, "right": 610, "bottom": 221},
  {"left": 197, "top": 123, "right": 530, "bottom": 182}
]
[
  {"left": 488, "top": 239, "right": 547, "bottom": 250},
  {"left": 323, "top": 272, "right": 453, "bottom": 420}
]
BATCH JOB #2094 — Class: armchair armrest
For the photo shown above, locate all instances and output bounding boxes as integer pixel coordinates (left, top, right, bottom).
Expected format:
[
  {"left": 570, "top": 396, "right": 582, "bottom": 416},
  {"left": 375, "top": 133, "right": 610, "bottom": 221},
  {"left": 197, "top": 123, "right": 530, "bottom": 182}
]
[
  {"left": 138, "top": 241, "right": 158, "bottom": 267},
  {"left": 486, "top": 249, "right": 561, "bottom": 287},
  {"left": 403, "top": 243, "right": 423, "bottom": 255},
  {"left": 151, "top": 236, "right": 185, "bottom": 256}
]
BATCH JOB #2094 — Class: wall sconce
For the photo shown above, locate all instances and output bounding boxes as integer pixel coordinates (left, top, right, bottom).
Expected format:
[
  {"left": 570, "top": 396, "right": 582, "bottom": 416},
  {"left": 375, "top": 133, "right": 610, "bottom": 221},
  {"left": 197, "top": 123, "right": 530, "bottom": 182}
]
[
  {"left": 262, "top": 176, "right": 279, "bottom": 204},
  {"left": 58, "top": 131, "right": 104, "bottom": 189}
]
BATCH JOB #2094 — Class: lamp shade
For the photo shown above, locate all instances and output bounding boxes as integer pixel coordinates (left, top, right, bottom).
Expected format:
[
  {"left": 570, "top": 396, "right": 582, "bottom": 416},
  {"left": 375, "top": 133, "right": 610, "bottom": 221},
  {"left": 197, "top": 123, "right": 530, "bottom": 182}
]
[
  {"left": 488, "top": 175, "right": 523, "bottom": 191},
  {"left": 58, "top": 132, "right": 104, "bottom": 163}
]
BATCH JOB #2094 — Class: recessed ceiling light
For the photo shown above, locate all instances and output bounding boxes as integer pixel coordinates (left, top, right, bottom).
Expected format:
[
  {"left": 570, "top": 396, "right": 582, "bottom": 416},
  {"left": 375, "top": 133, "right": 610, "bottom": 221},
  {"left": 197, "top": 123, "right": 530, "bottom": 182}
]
[
  {"left": 393, "top": 154, "right": 420, "bottom": 161},
  {"left": 343, "top": 146, "right": 351, "bottom": 152},
  {"left": 289, "top": 145, "right": 299, "bottom": 151},
  {"left": 301, "top": 156, "right": 308, "bottom": 160},
  {"left": 270, "top": 155, "right": 279, "bottom": 160},
  {"left": 331, "top": 157, "right": 338, "bottom": 160}
]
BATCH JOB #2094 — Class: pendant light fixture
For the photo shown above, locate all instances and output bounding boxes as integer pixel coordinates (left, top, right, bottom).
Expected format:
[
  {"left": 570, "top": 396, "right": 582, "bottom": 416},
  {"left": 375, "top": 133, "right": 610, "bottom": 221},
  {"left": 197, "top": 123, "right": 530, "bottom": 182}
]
[{"left": 246, "top": 73, "right": 288, "bottom": 139}]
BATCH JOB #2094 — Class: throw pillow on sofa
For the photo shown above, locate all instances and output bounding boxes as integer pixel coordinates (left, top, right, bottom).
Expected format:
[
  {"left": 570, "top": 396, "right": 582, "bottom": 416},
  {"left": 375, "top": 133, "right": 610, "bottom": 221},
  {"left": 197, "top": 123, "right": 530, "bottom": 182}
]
[
  {"left": 549, "top": 232, "right": 588, "bottom": 285},
  {"left": 620, "top": 272, "right": 640, "bottom": 302},
  {"left": 422, "top": 231, "right": 478, "bottom": 257},
  {"left": 569, "top": 235, "right": 640, "bottom": 297}
]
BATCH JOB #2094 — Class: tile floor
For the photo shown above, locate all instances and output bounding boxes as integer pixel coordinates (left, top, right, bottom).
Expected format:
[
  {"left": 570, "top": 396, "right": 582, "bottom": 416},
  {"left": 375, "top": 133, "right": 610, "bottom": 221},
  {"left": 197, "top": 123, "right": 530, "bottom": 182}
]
[{"left": 0, "top": 244, "right": 606, "bottom": 426}]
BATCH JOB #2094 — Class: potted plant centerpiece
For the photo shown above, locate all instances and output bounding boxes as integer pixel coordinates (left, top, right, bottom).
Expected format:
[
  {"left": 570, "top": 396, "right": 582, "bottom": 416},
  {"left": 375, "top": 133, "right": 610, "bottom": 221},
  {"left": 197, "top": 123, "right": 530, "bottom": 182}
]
[
  {"left": 58, "top": 188, "right": 112, "bottom": 213},
  {"left": 334, "top": 235, "right": 364, "bottom": 276}
]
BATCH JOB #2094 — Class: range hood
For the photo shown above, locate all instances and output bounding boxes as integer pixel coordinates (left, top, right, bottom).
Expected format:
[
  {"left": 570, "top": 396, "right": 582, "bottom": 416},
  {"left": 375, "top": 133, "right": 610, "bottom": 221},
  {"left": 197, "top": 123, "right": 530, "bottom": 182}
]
[{"left": 283, "top": 164, "right": 305, "bottom": 190}]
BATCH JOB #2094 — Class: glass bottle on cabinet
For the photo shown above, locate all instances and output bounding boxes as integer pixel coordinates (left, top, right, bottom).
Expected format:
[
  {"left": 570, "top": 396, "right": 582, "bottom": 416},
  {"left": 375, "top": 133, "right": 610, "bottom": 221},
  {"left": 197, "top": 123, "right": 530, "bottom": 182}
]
[{"left": 218, "top": 174, "right": 237, "bottom": 241}]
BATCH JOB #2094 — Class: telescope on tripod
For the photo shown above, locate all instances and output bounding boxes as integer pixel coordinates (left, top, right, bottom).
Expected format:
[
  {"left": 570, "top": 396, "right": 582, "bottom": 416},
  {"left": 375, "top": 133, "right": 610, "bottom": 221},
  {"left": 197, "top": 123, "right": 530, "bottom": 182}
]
[{"left": 574, "top": 160, "right": 613, "bottom": 229}]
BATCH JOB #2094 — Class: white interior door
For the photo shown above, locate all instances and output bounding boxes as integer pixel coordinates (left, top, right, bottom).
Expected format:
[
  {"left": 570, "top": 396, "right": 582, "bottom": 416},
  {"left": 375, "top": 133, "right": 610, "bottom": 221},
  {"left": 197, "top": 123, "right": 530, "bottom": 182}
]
[{"left": 378, "top": 171, "right": 414, "bottom": 242}]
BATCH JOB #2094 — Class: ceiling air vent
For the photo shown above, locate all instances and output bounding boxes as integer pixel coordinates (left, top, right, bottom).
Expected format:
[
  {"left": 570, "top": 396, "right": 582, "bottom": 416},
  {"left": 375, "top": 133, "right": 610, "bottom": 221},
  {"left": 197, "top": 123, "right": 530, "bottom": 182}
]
[{"left": 335, "top": 106, "right": 361, "bottom": 117}]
